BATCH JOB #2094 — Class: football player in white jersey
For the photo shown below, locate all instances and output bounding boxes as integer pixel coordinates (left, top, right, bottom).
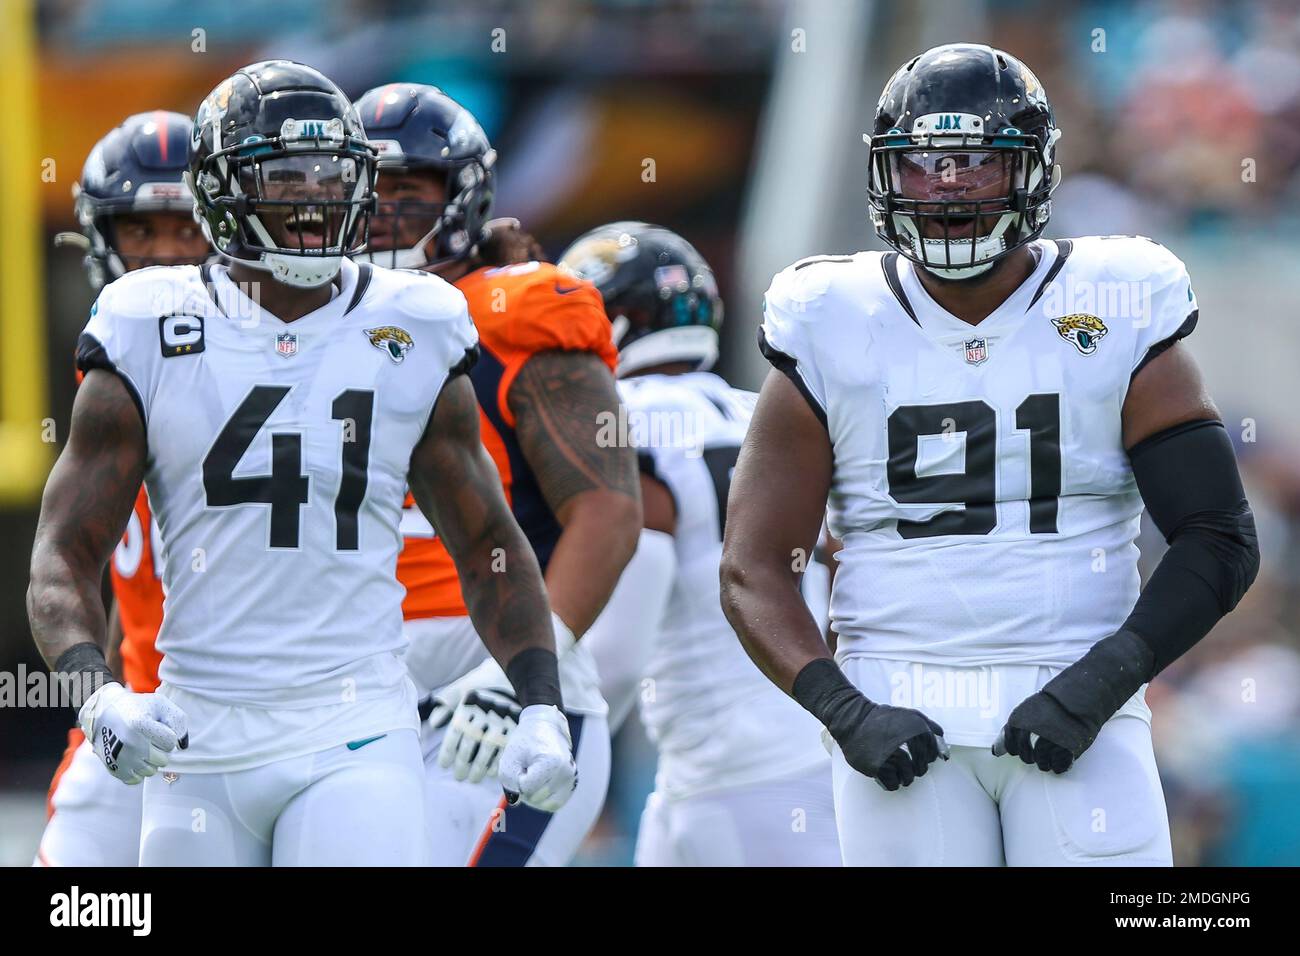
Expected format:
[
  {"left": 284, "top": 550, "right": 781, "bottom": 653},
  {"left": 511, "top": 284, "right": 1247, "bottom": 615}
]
[
  {"left": 36, "top": 110, "right": 209, "bottom": 868},
  {"left": 721, "top": 44, "right": 1259, "bottom": 866},
  {"left": 354, "top": 84, "right": 641, "bottom": 866},
  {"left": 27, "top": 61, "right": 576, "bottom": 867},
  {"left": 560, "top": 223, "right": 840, "bottom": 866}
]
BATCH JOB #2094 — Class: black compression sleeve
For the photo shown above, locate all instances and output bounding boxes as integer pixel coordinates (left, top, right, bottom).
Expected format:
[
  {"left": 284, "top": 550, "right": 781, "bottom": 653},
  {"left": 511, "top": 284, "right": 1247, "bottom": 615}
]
[
  {"left": 792, "top": 657, "right": 876, "bottom": 732},
  {"left": 53, "top": 642, "right": 119, "bottom": 709},
  {"left": 504, "top": 647, "right": 563, "bottom": 710},
  {"left": 1124, "top": 419, "right": 1260, "bottom": 675}
]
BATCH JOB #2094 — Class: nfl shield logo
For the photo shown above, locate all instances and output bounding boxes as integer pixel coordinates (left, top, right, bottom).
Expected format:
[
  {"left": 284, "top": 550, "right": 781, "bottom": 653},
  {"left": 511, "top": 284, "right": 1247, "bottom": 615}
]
[
  {"left": 964, "top": 337, "right": 988, "bottom": 366},
  {"left": 275, "top": 332, "right": 298, "bottom": 358}
]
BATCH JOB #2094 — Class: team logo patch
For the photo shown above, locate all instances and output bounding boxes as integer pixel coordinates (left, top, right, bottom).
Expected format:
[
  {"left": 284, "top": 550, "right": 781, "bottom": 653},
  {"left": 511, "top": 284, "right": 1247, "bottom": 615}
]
[
  {"left": 964, "top": 337, "right": 989, "bottom": 366},
  {"left": 1051, "top": 313, "right": 1108, "bottom": 355},
  {"left": 1022, "top": 64, "right": 1048, "bottom": 109},
  {"left": 364, "top": 326, "right": 415, "bottom": 364},
  {"left": 275, "top": 331, "right": 299, "bottom": 358}
]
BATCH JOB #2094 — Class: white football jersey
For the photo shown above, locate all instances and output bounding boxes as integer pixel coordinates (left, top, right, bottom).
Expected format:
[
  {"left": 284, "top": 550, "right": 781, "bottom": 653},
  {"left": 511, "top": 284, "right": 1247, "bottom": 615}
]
[
  {"left": 619, "top": 372, "right": 828, "bottom": 798},
  {"left": 760, "top": 236, "right": 1199, "bottom": 670},
  {"left": 78, "top": 258, "right": 478, "bottom": 712}
]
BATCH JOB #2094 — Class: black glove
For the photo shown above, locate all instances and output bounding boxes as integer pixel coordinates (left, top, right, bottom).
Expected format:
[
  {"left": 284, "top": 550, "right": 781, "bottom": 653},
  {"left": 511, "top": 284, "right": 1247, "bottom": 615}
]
[
  {"left": 793, "top": 658, "right": 948, "bottom": 791},
  {"left": 996, "top": 630, "right": 1155, "bottom": 773}
]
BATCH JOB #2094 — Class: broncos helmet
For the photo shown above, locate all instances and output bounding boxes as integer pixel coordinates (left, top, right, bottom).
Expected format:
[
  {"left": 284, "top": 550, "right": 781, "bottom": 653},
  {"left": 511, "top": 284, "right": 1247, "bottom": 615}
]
[
  {"left": 62, "top": 111, "right": 203, "bottom": 289},
  {"left": 560, "top": 222, "right": 722, "bottom": 377},
  {"left": 187, "top": 60, "right": 378, "bottom": 288},
  {"left": 866, "top": 43, "right": 1061, "bottom": 280},
  {"left": 352, "top": 83, "right": 496, "bottom": 269}
]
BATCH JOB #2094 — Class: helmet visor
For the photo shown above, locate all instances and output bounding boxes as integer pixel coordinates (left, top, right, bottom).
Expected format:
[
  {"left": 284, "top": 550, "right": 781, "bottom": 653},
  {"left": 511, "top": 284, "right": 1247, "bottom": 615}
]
[
  {"left": 238, "top": 152, "right": 371, "bottom": 254},
  {"left": 889, "top": 149, "right": 1020, "bottom": 240}
]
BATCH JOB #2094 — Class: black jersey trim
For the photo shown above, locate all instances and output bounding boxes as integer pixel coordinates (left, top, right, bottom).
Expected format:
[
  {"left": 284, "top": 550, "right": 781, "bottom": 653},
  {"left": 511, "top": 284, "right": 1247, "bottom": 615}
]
[
  {"left": 757, "top": 327, "right": 828, "bottom": 429},
  {"left": 636, "top": 451, "right": 660, "bottom": 480},
  {"left": 881, "top": 253, "right": 920, "bottom": 326},
  {"left": 1131, "top": 310, "right": 1199, "bottom": 382},
  {"left": 795, "top": 256, "right": 854, "bottom": 271},
  {"left": 448, "top": 344, "right": 480, "bottom": 379},
  {"left": 1026, "top": 239, "right": 1074, "bottom": 311},
  {"left": 75, "top": 332, "right": 147, "bottom": 430},
  {"left": 199, "top": 263, "right": 222, "bottom": 313},
  {"left": 344, "top": 264, "right": 373, "bottom": 316}
]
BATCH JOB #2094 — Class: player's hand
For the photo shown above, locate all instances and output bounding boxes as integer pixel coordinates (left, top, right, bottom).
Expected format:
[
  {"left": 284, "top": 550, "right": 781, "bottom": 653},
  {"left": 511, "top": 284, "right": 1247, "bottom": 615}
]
[
  {"left": 993, "top": 630, "right": 1154, "bottom": 774},
  {"left": 77, "top": 683, "right": 189, "bottom": 785},
  {"left": 478, "top": 217, "right": 546, "bottom": 266},
  {"left": 992, "top": 690, "right": 1090, "bottom": 773},
  {"left": 429, "top": 659, "right": 521, "bottom": 784},
  {"left": 832, "top": 700, "right": 950, "bottom": 792},
  {"left": 437, "top": 687, "right": 522, "bottom": 784},
  {"left": 498, "top": 704, "right": 577, "bottom": 813}
]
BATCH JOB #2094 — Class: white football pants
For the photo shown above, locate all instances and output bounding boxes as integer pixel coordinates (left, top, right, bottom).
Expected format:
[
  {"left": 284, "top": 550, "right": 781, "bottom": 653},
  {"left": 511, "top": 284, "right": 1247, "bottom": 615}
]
[
  {"left": 36, "top": 732, "right": 142, "bottom": 867},
  {"left": 633, "top": 761, "right": 841, "bottom": 867},
  {"left": 137, "top": 729, "right": 426, "bottom": 866},
  {"left": 422, "top": 711, "right": 610, "bottom": 866},
  {"left": 832, "top": 714, "right": 1173, "bottom": 866}
]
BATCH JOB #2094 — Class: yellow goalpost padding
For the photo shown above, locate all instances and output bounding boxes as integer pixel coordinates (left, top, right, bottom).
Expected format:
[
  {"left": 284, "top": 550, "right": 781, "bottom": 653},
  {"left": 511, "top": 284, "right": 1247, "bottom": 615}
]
[{"left": 0, "top": 0, "right": 53, "bottom": 504}]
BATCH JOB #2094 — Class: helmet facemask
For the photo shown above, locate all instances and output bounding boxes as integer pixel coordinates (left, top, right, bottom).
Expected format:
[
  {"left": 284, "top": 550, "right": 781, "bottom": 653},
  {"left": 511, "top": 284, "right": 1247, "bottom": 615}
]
[
  {"left": 191, "top": 120, "right": 378, "bottom": 288},
  {"left": 358, "top": 157, "right": 494, "bottom": 270},
  {"left": 868, "top": 126, "right": 1059, "bottom": 280}
]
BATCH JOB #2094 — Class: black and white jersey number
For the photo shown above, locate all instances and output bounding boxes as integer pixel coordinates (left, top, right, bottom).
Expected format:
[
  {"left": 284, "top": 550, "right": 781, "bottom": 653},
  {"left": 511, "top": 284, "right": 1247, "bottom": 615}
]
[
  {"left": 203, "top": 385, "right": 375, "bottom": 550},
  {"left": 703, "top": 445, "right": 742, "bottom": 540},
  {"left": 887, "top": 393, "right": 1061, "bottom": 539}
]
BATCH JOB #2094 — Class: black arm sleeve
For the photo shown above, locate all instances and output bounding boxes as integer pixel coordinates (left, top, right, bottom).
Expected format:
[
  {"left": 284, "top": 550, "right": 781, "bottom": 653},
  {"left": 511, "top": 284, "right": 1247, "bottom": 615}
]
[{"left": 1123, "top": 419, "right": 1260, "bottom": 675}]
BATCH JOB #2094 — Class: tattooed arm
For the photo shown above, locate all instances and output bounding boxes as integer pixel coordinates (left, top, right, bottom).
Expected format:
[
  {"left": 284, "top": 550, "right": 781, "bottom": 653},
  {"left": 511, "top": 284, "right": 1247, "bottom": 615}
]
[
  {"left": 28, "top": 370, "right": 145, "bottom": 673},
  {"left": 508, "top": 350, "right": 642, "bottom": 637},
  {"left": 409, "top": 374, "right": 558, "bottom": 669}
]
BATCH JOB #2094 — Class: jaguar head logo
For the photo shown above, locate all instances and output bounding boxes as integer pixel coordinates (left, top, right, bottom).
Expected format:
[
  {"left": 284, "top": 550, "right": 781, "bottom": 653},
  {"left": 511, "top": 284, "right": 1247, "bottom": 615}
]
[
  {"left": 364, "top": 326, "right": 415, "bottom": 364},
  {"left": 1051, "top": 313, "right": 1108, "bottom": 356}
]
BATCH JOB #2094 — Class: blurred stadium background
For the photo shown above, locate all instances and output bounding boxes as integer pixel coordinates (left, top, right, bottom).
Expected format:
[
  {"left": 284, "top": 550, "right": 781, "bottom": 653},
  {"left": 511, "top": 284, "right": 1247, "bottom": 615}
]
[{"left": 3, "top": 0, "right": 1300, "bottom": 866}]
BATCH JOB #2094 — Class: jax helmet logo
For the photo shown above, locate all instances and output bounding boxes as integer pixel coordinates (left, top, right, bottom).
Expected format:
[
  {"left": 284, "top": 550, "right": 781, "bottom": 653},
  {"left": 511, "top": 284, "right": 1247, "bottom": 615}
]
[
  {"left": 364, "top": 326, "right": 415, "bottom": 364},
  {"left": 1050, "top": 313, "right": 1108, "bottom": 355}
]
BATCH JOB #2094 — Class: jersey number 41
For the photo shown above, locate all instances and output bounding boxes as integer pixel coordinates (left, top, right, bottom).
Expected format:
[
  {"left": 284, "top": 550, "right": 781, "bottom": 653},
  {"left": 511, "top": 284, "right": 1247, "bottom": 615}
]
[{"left": 204, "top": 385, "right": 374, "bottom": 550}]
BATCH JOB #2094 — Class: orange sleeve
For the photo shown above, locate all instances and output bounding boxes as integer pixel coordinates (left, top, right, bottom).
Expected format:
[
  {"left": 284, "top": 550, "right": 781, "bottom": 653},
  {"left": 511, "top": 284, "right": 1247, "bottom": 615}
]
[
  {"left": 484, "top": 265, "right": 618, "bottom": 428},
  {"left": 111, "top": 488, "right": 165, "bottom": 692}
]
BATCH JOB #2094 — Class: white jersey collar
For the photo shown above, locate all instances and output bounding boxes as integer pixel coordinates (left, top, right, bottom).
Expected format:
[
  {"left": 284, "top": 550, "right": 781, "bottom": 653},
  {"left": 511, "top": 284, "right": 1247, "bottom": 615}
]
[{"left": 901, "top": 238, "right": 1056, "bottom": 336}]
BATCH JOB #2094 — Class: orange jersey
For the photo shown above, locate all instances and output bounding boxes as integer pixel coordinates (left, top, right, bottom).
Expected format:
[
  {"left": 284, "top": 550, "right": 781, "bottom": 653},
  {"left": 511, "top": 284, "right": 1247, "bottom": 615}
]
[
  {"left": 75, "top": 362, "right": 165, "bottom": 691},
  {"left": 111, "top": 486, "right": 165, "bottom": 691},
  {"left": 398, "top": 261, "right": 617, "bottom": 619}
]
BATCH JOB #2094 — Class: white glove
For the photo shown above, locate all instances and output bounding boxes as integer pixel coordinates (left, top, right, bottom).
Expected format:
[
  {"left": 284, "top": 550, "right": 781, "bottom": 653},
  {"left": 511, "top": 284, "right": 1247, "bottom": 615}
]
[
  {"left": 430, "top": 613, "right": 582, "bottom": 785},
  {"left": 78, "top": 683, "right": 189, "bottom": 785},
  {"left": 498, "top": 704, "right": 577, "bottom": 813},
  {"left": 431, "top": 661, "right": 522, "bottom": 784}
]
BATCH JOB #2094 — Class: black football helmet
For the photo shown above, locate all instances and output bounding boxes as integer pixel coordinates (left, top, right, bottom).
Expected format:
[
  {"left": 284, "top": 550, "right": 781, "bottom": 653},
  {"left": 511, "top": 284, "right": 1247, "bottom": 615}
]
[
  {"left": 559, "top": 222, "right": 722, "bottom": 376},
  {"left": 352, "top": 83, "right": 496, "bottom": 269},
  {"left": 59, "top": 111, "right": 204, "bottom": 288},
  {"left": 866, "top": 43, "right": 1061, "bottom": 279},
  {"left": 187, "top": 60, "right": 377, "bottom": 288}
]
